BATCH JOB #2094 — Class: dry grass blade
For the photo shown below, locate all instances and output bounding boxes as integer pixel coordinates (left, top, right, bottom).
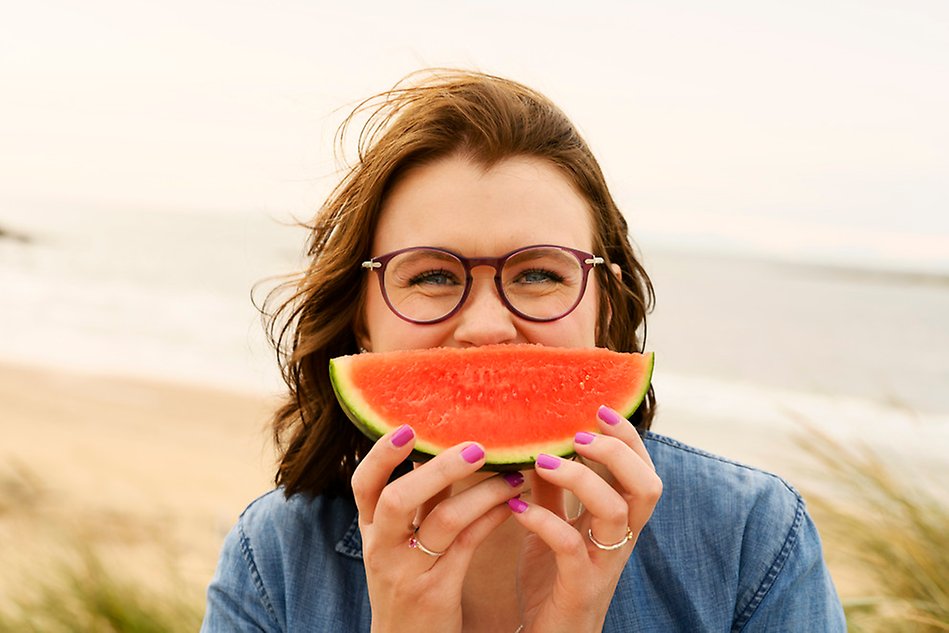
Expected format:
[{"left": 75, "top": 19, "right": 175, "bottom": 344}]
[
  {"left": 0, "top": 545, "right": 203, "bottom": 633},
  {"left": 796, "top": 425, "right": 949, "bottom": 632}
]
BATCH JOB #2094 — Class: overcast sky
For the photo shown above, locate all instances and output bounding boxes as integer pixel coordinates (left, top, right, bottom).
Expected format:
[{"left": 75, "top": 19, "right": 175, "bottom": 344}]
[{"left": 2, "top": 0, "right": 947, "bottom": 267}]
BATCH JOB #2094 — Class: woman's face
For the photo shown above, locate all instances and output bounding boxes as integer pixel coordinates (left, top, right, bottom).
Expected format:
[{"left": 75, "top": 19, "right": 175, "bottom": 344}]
[{"left": 359, "top": 154, "right": 602, "bottom": 353}]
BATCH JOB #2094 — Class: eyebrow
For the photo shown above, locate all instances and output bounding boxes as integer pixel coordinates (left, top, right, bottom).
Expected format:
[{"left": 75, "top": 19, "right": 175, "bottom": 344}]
[{"left": 393, "top": 249, "right": 460, "bottom": 264}]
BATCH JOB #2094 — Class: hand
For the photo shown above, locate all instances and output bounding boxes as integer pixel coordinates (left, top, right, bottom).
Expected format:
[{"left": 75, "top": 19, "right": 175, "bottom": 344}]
[
  {"left": 507, "top": 406, "right": 662, "bottom": 633},
  {"left": 351, "top": 425, "right": 526, "bottom": 633}
]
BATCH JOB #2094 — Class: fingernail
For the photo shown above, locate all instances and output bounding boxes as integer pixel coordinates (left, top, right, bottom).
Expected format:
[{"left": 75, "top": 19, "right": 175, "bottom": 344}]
[
  {"left": 536, "top": 453, "right": 560, "bottom": 470},
  {"left": 507, "top": 497, "right": 528, "bottom": 513},
  {"left": 575, "top": 431, "right": 596, "bottom": 445},
  {"left": 461, "top": 444, "right": 485, "bottom": 464},
  {"left": 597, "top": 405, "right": 626, "bottom": 426},
  {"left": 390, "top": 425, "right": 414, "bottom": 448},
  {"left": 501, "top": 472, "right": 524, "bottom": 487}
]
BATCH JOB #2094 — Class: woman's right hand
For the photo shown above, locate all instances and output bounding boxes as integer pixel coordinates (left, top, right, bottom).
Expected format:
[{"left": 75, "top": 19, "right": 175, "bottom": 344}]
[{"left": 351, "top": 425, "right": 525, "bottom": 633}]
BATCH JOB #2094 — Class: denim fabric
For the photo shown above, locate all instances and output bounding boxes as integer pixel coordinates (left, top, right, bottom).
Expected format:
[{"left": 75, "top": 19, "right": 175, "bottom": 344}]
[{"left": 202, "top": 432, "right": 846, "bottom": 632}]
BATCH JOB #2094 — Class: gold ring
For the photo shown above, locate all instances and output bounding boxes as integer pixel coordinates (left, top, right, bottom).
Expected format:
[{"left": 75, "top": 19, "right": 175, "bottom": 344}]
[
  {"left": 408, "top": 532, "right": 445, "bottom": 557},
  {"left": 588, "top": 526, "right": 634, "bottom": 551}
]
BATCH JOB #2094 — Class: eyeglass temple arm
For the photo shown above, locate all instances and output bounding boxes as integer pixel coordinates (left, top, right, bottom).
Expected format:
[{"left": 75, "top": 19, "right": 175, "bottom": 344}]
[{"left": 362, "top": 260, "right": 382, "bottom": 269}]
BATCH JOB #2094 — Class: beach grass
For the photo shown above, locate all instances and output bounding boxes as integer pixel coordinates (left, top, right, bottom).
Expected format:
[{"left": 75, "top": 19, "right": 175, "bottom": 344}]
[
  {"left": 0, "top": 548, "right": 203, "bottom": 633},
  {"left": 0, "top": 463, "right": 204, "bottom": 633},
  {"left": 798, "top": 427, "right": 949, "bottom": 632},
  {"left": 2, "top": 433, "right": 947, "bottom": 631}
]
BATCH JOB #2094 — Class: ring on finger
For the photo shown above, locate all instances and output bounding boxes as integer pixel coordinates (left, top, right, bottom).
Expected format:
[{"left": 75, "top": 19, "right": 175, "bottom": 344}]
[
  {"left": 408, "top": 528, "right": 445, "bottom": 558},
  {"left": 588, "top": 526, "right": 634, "bottom": 551}
]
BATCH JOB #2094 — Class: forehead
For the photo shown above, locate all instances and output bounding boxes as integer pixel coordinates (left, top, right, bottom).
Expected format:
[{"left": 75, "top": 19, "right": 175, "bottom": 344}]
[{"left": 373, "top": 154, "right": 595, "bottom": 256}]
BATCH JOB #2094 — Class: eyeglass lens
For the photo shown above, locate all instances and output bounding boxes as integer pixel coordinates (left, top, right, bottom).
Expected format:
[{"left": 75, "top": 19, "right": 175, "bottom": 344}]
[{"left": 382, "top": 247, "right": 586, "bottom": 322}]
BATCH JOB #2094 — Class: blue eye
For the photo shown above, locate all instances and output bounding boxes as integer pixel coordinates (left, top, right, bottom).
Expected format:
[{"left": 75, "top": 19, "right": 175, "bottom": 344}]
[
  {"left": 515, "top": 268, "right": 564, "bottom": 284},
  {"left": 409, "top": 269, "right": 461, "bottom": 286}
]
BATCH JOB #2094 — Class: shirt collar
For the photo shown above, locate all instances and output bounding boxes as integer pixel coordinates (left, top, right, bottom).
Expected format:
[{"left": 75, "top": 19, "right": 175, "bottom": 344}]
[{"left": 335, "top": 513, "right": 364, "bottom": 560}]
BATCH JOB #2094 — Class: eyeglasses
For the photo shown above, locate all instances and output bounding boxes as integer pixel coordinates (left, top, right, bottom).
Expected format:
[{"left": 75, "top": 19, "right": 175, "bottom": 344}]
[{"left": 362, "top": 244, "right": 604, "bottom": 324}]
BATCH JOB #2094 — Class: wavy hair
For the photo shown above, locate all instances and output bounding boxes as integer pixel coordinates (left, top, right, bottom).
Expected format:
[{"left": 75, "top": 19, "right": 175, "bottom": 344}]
[{"left": 262, "top": 70, "right": 656, "bottom": 498}]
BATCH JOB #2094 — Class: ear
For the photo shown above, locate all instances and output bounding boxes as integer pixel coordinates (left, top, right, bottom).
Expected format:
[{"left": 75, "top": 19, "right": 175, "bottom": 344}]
[
  {"left": 352, "top": 283, "right": 372, "bottom": 353},
  {"left": 351, "top": 311, "right": 372, "bottom": 353},
  {"left": 606, "top": 263, "right": 622, "bottom": 326},
  {"left": 353, "top": 320, "right": 372, "bottom": 353}
]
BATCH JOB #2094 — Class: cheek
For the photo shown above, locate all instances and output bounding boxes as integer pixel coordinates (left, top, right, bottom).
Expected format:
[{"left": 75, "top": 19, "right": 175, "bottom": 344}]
[
  {"left": 574, "top": 283, "right": 604, "bottom": 347},
  {"left": 362, "top": 282, "right": 386, "bottom": 327},
  {"left": 578, "top": 301, "right": 601, "bottom": 347},
  {"left": 523, "top": 296, "right": 599, "bottom": 348},
  {"left": 359, "top": 283, "right": 393, "bottom": 350},
  {"left": 361, "top": 284, "right": 451, "bottom": 352}
]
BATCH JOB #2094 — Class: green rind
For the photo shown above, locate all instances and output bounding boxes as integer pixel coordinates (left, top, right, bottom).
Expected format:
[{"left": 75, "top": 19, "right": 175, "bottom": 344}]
[{"left": 329, "top": 350, "right": 655, "bottom": 471}]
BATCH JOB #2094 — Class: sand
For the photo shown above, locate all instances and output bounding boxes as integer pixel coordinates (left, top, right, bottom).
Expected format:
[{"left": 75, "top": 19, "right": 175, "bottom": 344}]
[
  {"left": 0, "top": 362, "right": 277, "bottom": 601},
  {"left": 2, "top": 359, "right": 909, "bottom": 606}
]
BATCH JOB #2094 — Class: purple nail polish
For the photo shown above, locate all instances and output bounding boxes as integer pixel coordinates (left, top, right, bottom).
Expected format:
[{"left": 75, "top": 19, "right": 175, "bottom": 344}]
[
  {"left": 536, "top": 453, "right": 560, "bottom": 470},
  {"left": 575, "top": 431, "right": 596, "bottom": 445},
  {"left": 461, "top": 444, "right": 485, "bottom": 464},
  {"left": 502, "top": 472, "right": 524, "bottom": 487},
  {"left": 507, "top": 497, "right": 528, "bottom": 513},
  {"left": 390, "top": 425, "right": 414, "bottom": 448},
  {"left": 597, "top": 405, "right": 626, "bottom": 426}
]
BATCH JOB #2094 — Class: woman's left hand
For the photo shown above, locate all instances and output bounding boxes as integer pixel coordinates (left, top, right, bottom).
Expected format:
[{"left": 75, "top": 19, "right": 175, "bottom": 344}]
[{"left": 507, "top": 405, "right": 662, "bottom": 633}]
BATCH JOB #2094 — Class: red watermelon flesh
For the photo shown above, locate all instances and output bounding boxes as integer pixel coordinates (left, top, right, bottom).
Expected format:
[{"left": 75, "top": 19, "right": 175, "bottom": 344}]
[{"left": 330, "top": 344, "right": 654, "bottom": 469}]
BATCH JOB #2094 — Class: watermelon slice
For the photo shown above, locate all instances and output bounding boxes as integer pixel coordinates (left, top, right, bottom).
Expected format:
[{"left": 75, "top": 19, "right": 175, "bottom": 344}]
[{"left": 330, "top": 344, "right": 654, "bottom": 470}]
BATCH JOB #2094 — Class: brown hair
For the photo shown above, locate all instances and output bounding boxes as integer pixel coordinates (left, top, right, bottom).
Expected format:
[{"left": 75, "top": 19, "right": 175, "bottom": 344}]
[{"left": 263, "top": 69, "right": 655, "bottom": 498}]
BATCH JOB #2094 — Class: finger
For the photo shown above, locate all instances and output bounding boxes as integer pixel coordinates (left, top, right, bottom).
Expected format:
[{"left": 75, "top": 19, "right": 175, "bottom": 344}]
[
  {"left": 506, "top": 497, "right": 590, "bottom": 576},
  {"left": 373, "top": 442, "right": 487, "bottom": 545},
  {"left": 534, "top": 453, "right": 630, "bottom": 546},
  {"left": 415, "top": 472, "right": 525, "bottom": 554},
  {"left": 596, "top": 405, "right": 655, "bottom": 470},
  {"left": 528, "top": 468, "right": 566, "bottom": 519},
  {"left": 415, "top": 484, "right": 452, "bottom": 528},
  {"left": 351, "top": 424, "right": 417, "bottom": 526},
  {"left": 573, "top": 431, "right": 663, "bottom": 532},
  {"left": 435, "top": 502, "right": 513, "bottom": 570}
]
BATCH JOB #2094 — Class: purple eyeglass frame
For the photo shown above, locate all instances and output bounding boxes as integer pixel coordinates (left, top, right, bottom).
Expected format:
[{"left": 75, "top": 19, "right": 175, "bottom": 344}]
[{"left": 361, "top": 244, "right": 605, "bottom": 324}]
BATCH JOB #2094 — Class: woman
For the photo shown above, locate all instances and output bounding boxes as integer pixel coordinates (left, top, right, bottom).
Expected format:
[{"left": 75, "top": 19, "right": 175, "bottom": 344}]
[{"left": 203, "top": 70, "right": 845, "bottom": 632}]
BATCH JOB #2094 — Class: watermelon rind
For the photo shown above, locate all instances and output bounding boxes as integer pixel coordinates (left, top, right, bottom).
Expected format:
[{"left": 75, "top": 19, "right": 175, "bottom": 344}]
[{"left": 329, "top": 346, "right": 654, "bottom": 471}]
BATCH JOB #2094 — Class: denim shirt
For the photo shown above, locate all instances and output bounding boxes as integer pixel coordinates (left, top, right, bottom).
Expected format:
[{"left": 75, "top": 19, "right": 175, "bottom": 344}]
[{"left": 202, "top": 433, "right": 846, "bottom": 632}]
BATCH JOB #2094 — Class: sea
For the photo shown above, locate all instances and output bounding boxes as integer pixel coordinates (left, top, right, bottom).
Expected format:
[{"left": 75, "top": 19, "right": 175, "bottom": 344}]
[{"left": 2, "top": 203, "right": 948, "bottom": 473}]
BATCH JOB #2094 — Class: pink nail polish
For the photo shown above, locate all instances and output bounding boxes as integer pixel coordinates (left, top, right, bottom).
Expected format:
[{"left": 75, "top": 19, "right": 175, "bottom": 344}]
[
  {"left": 536, "top": 453, "right": 560, "bottom": 470},
  {"left": 597, "top": 405, "right": 626, "bottom": 426},
  {"left": 502, "top": 472, "right": 524, "bottom": 487},
  {"left": 575, "top": 431, "right": 596, "bottom": 445},
  {"left": 390, "top": 425, "right": 414, "bottom": 448},
  {"left": 461, "top": 444, "right": 485, "bottom": 464},
  {"left": 507, "top": 497, "right": 528, "bottom": 513}
]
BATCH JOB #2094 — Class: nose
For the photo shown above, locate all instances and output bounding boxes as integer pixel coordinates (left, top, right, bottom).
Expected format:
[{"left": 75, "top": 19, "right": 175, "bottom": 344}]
[{"left": 451, "top": 271, "right": 518, "bottom": 347}]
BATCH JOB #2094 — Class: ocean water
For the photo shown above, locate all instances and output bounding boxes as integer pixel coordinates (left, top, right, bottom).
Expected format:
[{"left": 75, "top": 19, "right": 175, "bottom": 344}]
[
  {"left": 644, "top": 249, "right": 949, "bottom": 415},
  {"left": 2, "top": 205, "right": 948, "bottom": 463},
  {"left": 0, "top": 204, "right": 305, "bottom": 393}
]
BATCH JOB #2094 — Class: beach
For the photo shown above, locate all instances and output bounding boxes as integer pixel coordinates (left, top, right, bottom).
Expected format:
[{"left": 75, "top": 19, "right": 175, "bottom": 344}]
[
  {"left": 0, "top": 362, "right": 275, "bottom": 601},
  {"left": 0, "top": 358, "right": 814, "bottom": 602},
  {"left": 3, "top": 352, "right": 945, "bottom": 610},
  {"left": 2, "top": 209, "right": 948, "bottom": 620},
  {"left": 4, "top": 2, "right": 949, "bottom": 624}
]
